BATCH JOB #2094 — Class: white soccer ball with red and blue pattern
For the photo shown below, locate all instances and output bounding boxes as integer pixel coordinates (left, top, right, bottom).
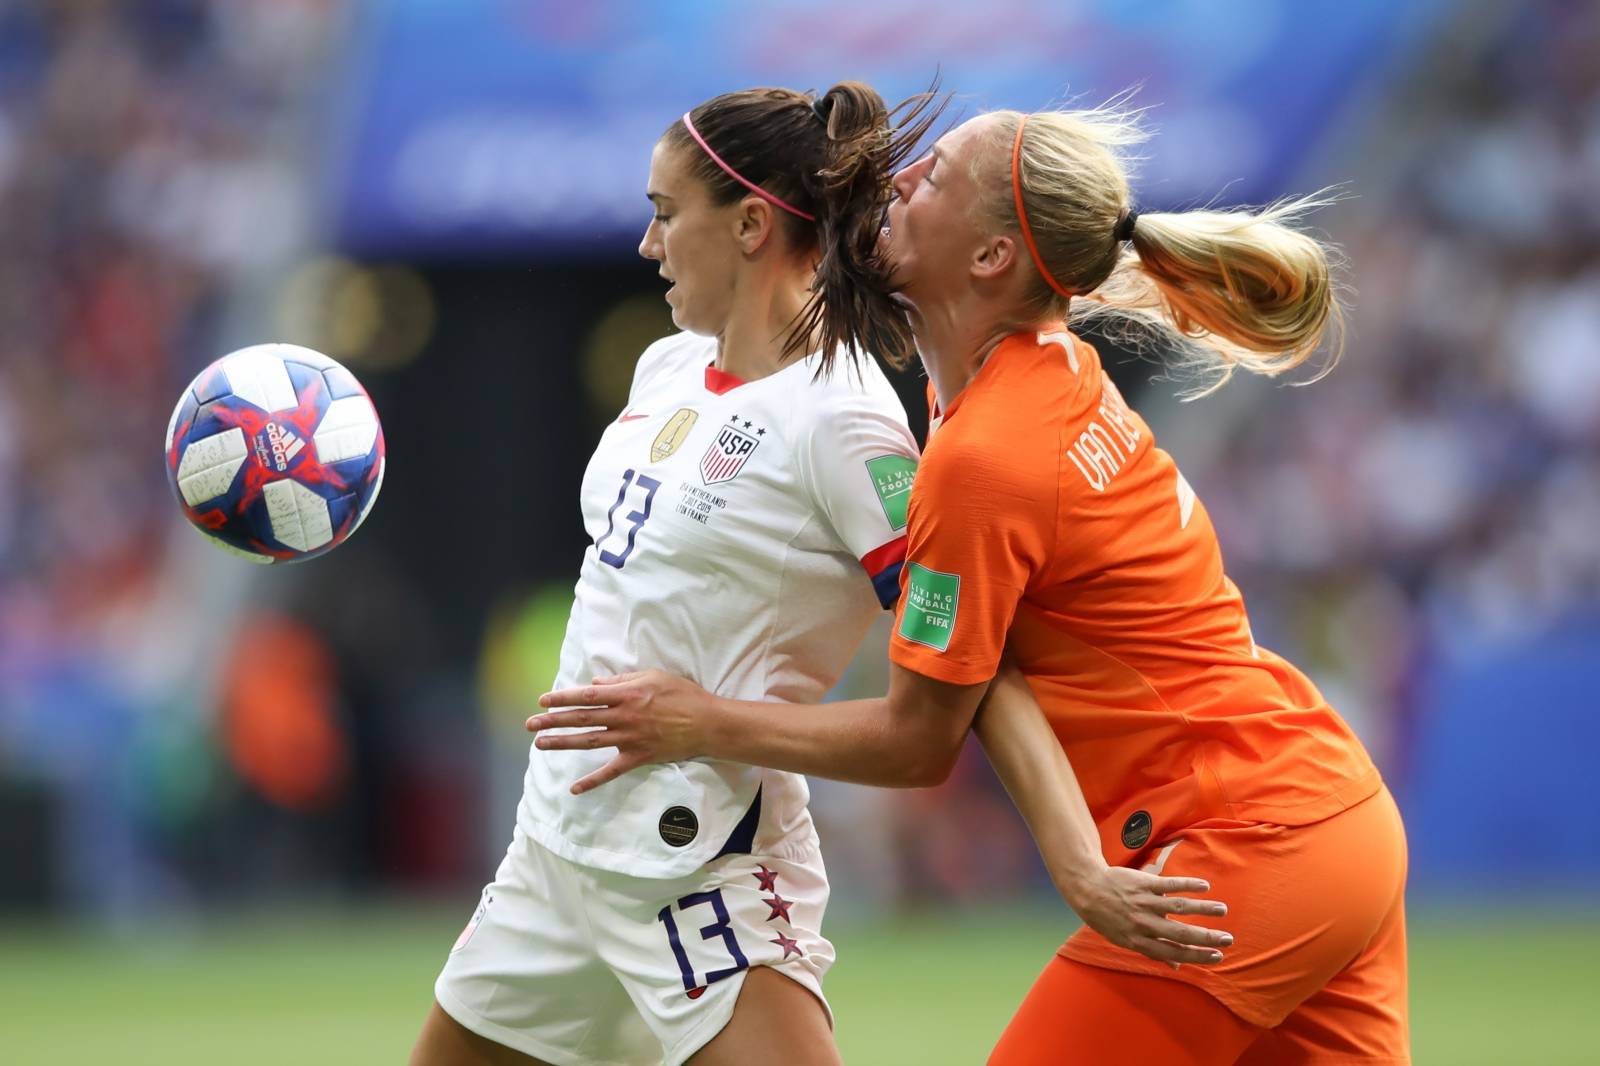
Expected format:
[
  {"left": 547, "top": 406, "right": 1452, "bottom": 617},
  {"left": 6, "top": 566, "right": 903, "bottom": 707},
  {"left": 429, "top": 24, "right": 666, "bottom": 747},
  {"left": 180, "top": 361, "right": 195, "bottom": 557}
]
[{"left": 164, "top": 343, "right": 386, "bottom": 563}]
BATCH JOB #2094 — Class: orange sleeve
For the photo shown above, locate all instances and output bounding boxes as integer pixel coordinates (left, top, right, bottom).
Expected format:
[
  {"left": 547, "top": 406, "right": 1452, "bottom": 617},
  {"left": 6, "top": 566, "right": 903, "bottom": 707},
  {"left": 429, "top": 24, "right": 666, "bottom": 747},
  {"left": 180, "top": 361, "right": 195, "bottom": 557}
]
[{"left": 888, "top": 429, "right": 1054, "bottom": 686}]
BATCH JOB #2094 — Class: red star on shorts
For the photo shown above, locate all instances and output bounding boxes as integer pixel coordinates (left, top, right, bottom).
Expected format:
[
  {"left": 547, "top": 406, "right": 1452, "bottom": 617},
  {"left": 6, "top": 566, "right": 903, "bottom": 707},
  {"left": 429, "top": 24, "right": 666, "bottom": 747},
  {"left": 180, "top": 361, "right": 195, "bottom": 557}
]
[
  {"left": 770, "top": 931, "right": 803, "bottom": 959},
  {"left": 752, "top": 864, "right": 779, "bottom": 892},
  {"left": 763, "top": 894, "right": 793, "bottom": 923}
]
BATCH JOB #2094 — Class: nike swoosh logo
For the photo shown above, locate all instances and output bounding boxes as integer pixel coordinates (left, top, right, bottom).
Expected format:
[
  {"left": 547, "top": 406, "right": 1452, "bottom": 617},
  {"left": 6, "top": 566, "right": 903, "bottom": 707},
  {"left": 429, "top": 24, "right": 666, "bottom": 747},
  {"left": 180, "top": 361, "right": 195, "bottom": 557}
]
[{"left": 617, "top": 412, "right": 649, "bottom": 422}]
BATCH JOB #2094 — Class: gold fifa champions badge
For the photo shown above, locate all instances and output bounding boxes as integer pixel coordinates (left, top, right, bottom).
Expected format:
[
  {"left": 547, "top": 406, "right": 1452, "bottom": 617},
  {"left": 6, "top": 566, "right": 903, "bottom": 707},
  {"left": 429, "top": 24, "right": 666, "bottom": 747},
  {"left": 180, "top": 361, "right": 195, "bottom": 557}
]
[{"left": 652, "top": 408, "right": 699, "bottom": 462}]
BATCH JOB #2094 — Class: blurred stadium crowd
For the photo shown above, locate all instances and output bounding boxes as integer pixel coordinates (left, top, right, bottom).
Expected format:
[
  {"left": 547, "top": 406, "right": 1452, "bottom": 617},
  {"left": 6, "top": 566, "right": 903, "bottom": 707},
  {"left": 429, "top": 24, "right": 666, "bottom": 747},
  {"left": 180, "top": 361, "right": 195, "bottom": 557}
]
[
  {"left": 1, "top": 0, "right": 1597, "bottom": 917},
  {"left": 1188, "top": 1, "right": 1600, "bottom": 778},
  {"left": 0, "top": 0, "right": 342, "bottom": 913}
]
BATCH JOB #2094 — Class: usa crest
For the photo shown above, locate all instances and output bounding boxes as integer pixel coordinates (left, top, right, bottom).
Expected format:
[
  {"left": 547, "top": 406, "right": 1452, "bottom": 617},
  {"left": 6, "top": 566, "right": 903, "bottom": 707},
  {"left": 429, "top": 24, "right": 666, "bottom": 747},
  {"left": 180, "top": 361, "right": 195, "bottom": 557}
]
[{"left": 701, "top": 420, "right": 760, "bottom": 485}]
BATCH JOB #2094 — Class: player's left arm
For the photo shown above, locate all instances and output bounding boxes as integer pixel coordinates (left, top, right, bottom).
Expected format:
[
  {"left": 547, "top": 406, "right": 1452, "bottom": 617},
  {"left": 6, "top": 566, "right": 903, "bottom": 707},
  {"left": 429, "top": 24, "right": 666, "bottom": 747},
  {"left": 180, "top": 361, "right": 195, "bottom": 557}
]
[{"left": 528, "top": 660, "right": 982, "bottom": 793}]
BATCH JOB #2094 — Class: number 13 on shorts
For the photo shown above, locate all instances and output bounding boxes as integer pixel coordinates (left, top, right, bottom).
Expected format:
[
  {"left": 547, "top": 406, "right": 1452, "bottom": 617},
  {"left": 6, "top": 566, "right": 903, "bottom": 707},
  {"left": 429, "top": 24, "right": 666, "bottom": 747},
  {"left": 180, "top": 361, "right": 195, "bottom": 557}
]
[{"left": 658, "top": 888, "right": 749, "bottom": 999}]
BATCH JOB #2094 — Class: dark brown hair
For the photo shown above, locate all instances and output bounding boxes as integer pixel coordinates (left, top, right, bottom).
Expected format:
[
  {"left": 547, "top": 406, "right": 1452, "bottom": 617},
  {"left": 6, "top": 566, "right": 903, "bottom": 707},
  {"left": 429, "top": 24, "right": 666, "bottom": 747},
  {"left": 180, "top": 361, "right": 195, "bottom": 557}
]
[{"left": 664, "top": 82, "right": 944, "bottom": 374}]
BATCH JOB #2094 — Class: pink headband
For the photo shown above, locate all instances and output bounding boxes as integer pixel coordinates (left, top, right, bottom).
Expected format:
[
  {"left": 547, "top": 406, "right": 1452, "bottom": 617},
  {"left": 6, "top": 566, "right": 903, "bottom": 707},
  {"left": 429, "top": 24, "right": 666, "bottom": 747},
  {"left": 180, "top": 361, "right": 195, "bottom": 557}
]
[{"left": 681, "top": 111, "right": 816, "bottom": 222}]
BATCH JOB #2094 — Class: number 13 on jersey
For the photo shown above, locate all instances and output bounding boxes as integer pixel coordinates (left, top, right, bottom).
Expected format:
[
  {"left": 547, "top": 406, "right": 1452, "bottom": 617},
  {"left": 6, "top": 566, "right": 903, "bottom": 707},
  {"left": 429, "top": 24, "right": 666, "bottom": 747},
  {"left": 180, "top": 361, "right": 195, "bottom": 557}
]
[{"left": 597, "top": 469, "right": 660, "bottom": 569}]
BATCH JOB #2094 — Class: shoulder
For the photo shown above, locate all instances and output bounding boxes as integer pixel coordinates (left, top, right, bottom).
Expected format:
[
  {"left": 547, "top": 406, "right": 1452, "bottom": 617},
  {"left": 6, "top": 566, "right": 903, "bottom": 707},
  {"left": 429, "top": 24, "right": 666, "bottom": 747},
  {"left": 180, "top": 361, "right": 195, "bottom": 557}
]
[
  {"left": 979, "top": 328, "right": 1098, "bottom": 416},
  {"left": 632, "top": 331, "right": 712, "bottom": 393},
  {"left": 957, "top": 330, "right": 1100, "bottom": 447},
  {"left": 920, "top": 418, "right": 1049, "bottom": 501},
  {"left": 920, "top": 331, "right": 1099, "bottom": 499},
  {"left": 792, "top": 349, "right": 912, "bottom": 430}
]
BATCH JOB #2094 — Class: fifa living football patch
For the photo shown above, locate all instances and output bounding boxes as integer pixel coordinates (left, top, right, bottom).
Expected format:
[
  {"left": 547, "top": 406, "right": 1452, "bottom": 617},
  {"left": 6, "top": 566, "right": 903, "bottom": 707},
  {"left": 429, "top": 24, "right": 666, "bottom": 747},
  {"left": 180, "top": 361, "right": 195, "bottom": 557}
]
[
  {"left": 866, "top": 454, "right": 916, "bottom": 530},
  {"left": 898, "top": 562, "right": 959, "bottom": 651}
]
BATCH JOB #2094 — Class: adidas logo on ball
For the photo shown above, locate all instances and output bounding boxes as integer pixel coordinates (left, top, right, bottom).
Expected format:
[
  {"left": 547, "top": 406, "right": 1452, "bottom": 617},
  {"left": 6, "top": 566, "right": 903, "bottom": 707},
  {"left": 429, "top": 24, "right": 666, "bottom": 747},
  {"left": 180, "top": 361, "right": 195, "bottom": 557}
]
[{"left": 266, "top": 422, "right": 306, "bottom": 471}]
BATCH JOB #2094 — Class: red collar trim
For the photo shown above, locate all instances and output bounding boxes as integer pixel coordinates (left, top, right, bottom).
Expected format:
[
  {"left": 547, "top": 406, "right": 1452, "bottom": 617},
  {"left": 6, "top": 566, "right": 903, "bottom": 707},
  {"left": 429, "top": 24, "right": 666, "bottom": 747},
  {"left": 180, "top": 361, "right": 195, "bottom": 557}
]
[{"left": 704, "top": 364, "right": 746, "bottom": 395}]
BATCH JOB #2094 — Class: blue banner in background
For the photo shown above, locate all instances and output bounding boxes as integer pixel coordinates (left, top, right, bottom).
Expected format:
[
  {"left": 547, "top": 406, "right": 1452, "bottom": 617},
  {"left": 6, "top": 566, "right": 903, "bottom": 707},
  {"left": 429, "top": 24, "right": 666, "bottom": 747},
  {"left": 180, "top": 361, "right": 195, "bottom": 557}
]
[
  {"left": 328, "top": 0, "right": 1444, "bottom": 259},
  {"left": 1402, "top": 617, "right": 1600, "bottom": 893}
]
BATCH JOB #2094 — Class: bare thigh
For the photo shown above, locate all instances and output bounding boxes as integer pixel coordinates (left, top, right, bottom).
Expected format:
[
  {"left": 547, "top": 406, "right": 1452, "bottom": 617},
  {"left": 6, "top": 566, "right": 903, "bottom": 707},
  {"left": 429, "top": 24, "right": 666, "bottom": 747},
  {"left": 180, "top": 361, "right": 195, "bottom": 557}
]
[
  {"left": 687, "top": 967, "right": 840, "bottom": 1066},
  {"left": 410, "top": 1000, "right": 555, "bottom": 1066}
]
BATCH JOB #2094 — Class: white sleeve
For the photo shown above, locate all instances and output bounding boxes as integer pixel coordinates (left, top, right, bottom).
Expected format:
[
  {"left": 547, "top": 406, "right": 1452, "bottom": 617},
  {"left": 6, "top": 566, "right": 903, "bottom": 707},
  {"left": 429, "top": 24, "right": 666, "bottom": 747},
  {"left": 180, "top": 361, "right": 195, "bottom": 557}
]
[{"left": 795, "top": 383, "right": 920, "bottom": 609}]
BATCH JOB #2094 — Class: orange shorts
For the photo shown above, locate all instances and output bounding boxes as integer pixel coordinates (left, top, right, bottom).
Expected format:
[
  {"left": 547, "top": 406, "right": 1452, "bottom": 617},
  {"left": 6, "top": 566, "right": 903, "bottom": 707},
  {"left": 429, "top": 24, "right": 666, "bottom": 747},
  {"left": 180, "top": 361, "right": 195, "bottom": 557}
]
[{"left": 998, "top": 786, "right": 1409, "bottom": 1063}]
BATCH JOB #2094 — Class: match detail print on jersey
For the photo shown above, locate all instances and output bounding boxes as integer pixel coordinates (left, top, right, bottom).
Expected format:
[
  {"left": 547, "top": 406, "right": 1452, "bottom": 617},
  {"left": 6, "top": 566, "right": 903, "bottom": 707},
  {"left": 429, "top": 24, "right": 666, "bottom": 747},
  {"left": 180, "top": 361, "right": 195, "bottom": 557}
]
[{"left": 898, "top": 562, "right": 960, "bottom": 651}]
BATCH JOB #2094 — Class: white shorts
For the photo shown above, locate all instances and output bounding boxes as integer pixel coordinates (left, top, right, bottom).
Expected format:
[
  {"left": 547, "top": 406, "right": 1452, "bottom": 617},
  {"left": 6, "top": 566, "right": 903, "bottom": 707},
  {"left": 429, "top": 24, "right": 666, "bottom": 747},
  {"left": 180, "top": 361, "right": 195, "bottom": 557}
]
[{"left": 434, "top": 823, "right": 834, "bottom": 1066}]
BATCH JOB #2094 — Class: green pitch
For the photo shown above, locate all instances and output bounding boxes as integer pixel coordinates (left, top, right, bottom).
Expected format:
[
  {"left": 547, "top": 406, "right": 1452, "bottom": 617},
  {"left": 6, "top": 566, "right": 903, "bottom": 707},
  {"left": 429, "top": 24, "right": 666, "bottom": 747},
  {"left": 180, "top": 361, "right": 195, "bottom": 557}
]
[{"left": 0, "top": 903, "right": 1592, "bottom": 1064}]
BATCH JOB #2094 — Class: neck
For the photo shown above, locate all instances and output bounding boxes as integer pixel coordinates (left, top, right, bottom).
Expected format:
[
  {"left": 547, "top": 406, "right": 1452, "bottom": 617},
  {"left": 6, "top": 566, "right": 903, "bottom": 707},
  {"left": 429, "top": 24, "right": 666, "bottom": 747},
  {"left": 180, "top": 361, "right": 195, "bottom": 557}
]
[
  {"left": 906, "top": 294, "right": 1028, "bottom": 410},
  {"left": 715, "top": 268, "right": 816, "bottom": 383}
]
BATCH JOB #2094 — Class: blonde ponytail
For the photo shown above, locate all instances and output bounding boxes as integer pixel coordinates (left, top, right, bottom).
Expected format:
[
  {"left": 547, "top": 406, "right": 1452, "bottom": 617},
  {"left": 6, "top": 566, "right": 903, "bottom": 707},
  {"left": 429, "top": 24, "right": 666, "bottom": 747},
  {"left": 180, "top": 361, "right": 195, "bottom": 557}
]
[
  {"left": 983, "top": 103, "right": 1346, "bottom": 394},
  {"left": 1082, "top": 194, "right": 1346, "bottom": 394}
]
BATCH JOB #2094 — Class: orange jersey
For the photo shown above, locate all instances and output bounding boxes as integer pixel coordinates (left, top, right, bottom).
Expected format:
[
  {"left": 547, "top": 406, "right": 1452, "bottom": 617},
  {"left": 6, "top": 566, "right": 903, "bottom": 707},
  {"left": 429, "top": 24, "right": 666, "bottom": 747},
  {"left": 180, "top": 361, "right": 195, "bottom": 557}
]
[{"left": 889, "top": 327, "right": 1380, "bottom": 862}]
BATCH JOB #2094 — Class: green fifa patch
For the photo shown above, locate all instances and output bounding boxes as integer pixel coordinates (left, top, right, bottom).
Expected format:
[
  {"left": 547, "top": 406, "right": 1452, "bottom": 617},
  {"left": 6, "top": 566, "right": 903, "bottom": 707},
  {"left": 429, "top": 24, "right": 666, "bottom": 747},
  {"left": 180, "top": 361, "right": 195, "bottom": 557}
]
[
  {"left": 866, "top": 454, "right": 917, "bottom": 531},
  {"left": 898, "top": 562, "right": 959, "bottom": 652}
]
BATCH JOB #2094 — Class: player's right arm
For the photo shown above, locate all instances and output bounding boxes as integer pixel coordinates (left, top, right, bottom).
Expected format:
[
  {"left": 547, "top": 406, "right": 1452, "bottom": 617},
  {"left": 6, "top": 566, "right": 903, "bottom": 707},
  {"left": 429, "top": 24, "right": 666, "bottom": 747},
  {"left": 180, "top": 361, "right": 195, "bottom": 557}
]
[
  {"left": 975, "top": 664, "right": 1232, "bottom": 965},
  {"left": 528, "top": 651, "right": 1234, "bottom": 964},
  {"left": 530, "top": 424, "right": 1048, "bottom": 790},
  {"left": 529, "top": 661, "right": 983, "bottom": 791}
]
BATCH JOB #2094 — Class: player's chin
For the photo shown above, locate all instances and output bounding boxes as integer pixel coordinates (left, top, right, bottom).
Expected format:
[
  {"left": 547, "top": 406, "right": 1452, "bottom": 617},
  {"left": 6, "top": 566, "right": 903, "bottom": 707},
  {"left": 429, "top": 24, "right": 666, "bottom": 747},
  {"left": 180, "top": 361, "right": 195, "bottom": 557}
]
[
  {"left": 879, "top": 248, "right": 913, "bottom": 294},
  {"left": 665, "top": 295, "right": 689, "bottom": 331},
  {"left": 669, "top": 300, "right": 717, "bottom": 337},
  {"left": 887, "top": 280, "right": 928, "bottom": 320}
]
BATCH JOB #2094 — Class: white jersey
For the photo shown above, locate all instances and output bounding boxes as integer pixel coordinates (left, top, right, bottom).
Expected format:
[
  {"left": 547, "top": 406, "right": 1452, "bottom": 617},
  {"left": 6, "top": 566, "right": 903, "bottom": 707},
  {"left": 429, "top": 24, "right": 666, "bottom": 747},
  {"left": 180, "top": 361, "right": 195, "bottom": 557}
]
[{"left": 519, "top": 332, "right": 918, "bottom": 878}]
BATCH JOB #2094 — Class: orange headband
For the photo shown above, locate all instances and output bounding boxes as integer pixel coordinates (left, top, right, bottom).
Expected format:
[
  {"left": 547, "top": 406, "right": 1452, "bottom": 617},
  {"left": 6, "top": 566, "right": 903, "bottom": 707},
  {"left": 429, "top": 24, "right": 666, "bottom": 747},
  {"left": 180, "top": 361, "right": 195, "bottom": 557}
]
[{"left": 1011, "top": 115, "right": 1074, "bottom": 300}]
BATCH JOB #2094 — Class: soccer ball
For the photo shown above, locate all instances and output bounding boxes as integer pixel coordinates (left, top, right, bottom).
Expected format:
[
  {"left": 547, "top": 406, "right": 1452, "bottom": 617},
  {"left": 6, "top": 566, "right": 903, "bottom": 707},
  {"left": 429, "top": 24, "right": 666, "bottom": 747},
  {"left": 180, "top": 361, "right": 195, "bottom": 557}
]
[{"left": 164, "top": 343, "right": 386, "bottom": 563}]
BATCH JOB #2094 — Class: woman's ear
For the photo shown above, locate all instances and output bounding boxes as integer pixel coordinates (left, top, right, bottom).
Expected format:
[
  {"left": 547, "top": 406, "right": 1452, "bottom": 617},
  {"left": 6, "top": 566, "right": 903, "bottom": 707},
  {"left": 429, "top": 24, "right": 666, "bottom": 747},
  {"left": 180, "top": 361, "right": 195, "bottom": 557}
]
[
  {"left": 972, "top": 234, "right": 1017, "bottom": 280},
  {"left": 734, "top": 196, "right": 777, "bottom": 255}
]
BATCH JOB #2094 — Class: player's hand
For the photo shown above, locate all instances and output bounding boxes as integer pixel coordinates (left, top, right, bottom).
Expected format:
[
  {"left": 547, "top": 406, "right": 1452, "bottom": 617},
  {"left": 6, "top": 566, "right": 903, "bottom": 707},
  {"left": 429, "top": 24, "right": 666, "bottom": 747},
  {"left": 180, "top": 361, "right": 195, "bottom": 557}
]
[
  {"left": 527, "top": 670, "right": 711, "bottom": 795},
  {"left": 1067, "top": 864, "right": 1234, "bottom": 968}
]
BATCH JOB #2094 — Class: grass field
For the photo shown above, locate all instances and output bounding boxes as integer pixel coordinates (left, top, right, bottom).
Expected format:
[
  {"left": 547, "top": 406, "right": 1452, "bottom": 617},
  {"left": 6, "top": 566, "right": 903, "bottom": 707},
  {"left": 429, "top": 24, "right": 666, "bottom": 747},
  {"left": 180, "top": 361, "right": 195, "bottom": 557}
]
[{"left": 0, "top": 902, "right": 1594, "bottom": 1064}]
